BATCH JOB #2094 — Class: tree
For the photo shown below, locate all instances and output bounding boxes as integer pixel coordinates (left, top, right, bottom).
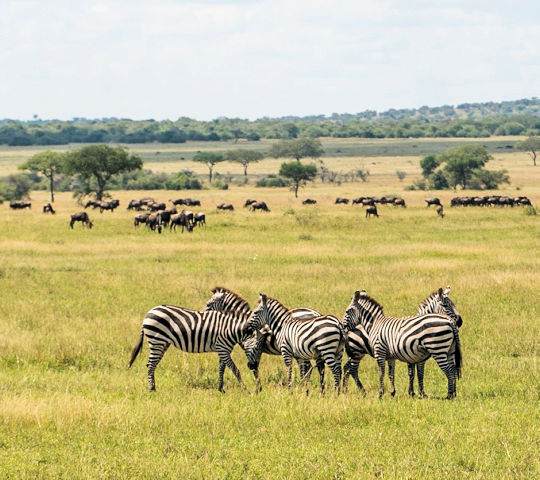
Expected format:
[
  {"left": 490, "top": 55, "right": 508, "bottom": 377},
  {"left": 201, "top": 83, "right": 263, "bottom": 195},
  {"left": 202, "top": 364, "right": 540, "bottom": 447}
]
[
  {"left": 278, "top": 161, "right": 317, "bottom": 197},
  {"left": 224, "top": 149, "right": 264, "bottom": 176},
  {"left": 269, "top": 138, "right": 324, "bottom": 162},
  {"left": 64, "top": 145, "right": 142, "bottom": 200},
  {"left": 468, "top": 169, "right": 510, "bottom": 190},
  {"left": 440, "top": 144, "right": 491, "bottom": 189},
  {"left": 396, "top": 170, "right": 407, "bottom": 182},
  {"left": 0, "top": 173, "right": 33, "bottom": 200},
  {"left": 420, "top": 154, "right": 441, "bottom": 177},
  {"left": 516, "top": 136, "right": 540, "bottom": 166},
  {"left": 19, "top": 150, "right": 65, "bottom": 202},
  {"left": 193, "top": 151, "right": 224, "bottom": 183}
]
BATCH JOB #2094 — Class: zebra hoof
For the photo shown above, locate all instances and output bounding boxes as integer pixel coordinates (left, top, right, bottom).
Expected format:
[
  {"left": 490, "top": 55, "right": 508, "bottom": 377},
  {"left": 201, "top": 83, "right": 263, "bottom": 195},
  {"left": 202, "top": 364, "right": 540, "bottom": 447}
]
[
  {"left": 359, "top": 389, "right": 366, "bottom": 397},
  {"left": 391, "top": 391, "right": 396, "bottom": 397}
]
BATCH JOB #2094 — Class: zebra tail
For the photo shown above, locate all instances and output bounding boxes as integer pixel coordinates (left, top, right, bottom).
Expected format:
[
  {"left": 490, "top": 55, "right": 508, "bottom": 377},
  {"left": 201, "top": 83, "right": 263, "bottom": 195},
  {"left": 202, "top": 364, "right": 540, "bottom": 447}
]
[
  {"left": 128, "top": 330, "right": 144, "bottom": 369},
  {"left": 453, "top": 325, "right": 462, "bottom": 379}
]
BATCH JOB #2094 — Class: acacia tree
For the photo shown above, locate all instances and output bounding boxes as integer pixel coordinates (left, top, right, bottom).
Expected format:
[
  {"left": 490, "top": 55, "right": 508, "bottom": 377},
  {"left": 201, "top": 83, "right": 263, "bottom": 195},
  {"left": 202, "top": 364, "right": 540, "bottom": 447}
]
[
  {"left": 269, "top": 138, "right": 324, "bottom": 162},
  {"left": 193, "top": 151, "right": 224, "bottom": 183},
  {"left": 279, "top": 161, "right": 317, "bottom": 197},
  {"left": 224, "top": 149, "right": 264, "bottom": 176},
  {"left": 515, "top": 136, "right": 540, "bottom": 166},
  {"left": 19, "top": 150, "right": 65, "bottom": 202},
  {"left": 64, "top": 145, "right": 142, "bottom": 200},
  {"left": 440, "top": 144, "right": 492, "bottom": 189}
]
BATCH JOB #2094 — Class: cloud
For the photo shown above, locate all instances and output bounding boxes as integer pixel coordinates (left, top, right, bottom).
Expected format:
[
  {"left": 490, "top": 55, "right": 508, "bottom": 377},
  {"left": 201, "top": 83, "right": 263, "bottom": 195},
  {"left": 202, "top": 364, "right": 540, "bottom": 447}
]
[{"left": 0, "top": 0, "right": 539, "bottom": 120}]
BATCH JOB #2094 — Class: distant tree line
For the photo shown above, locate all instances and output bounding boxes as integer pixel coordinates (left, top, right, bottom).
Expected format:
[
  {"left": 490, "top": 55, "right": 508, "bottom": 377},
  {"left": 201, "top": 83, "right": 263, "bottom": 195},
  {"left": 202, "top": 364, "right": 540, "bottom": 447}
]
[{"left": 1, "top": 98, "right": 540, "bottom": 146}]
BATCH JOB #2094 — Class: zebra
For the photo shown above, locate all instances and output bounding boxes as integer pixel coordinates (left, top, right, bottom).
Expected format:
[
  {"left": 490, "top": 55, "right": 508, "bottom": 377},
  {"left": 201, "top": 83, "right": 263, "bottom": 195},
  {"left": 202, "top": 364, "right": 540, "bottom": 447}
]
[
  {"left": 342, "top": 286, "right": 463, "bottom": 397},
  {"left": 343, "top": 290, "right": 462, "bottom": 399},
  {"left": 128, "top": 303, "right": 251, "bottom": 393},
  {"left": 204, "top": 287, "right": 324, "bottom": 391},
  {"left": 245, "top": 293, "right": 345, "bottom": 393}
]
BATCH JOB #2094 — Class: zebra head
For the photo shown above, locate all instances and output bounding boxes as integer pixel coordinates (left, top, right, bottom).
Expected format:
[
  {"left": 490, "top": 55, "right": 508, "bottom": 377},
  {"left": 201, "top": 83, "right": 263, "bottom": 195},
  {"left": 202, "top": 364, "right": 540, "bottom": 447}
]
[
  {"left": 245, "top": 293, "right": 270, "bottom": 335},
  {"left": 243, "top": 326, "right": 272, "bottom": 372},
  {"left": 203, "top": 290, "right": 226, "bottom": 311},
  {"left": 343, "top": 290, "right": 382, "bottom": 332},
  {"left": 418, "top": 287, "right": 463, "bottom": 327}
]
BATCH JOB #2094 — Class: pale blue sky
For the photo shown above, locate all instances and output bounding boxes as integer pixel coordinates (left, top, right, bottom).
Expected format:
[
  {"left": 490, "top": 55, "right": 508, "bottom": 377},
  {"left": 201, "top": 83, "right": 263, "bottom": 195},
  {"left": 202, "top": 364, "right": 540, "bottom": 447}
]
[{"left": 1, "top": 0, "right": 539, "bottom": 120}]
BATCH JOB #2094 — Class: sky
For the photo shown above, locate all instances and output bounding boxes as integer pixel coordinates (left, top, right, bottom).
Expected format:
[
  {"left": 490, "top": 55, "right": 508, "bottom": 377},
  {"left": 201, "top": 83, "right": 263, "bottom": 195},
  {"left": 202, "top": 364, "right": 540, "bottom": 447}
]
[{"left": 1, "top": 0, "right": 539, "bottom": 121}]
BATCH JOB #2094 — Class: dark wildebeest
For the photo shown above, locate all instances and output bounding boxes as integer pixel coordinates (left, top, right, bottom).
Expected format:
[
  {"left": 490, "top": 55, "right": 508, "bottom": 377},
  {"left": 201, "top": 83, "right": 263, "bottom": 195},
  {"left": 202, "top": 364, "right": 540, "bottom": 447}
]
[
  {"left": 70, "top": 212, "right": 93, "bottom": 229},
  {"left": 302, "top": 198, "right": 317, "bottom": 205},
  {"left": 134, "top": 213, "right": 150, "bottom": 227},
  {"left": 352, "top": 197, "right": 366, "bottom": 205},
  {"left": 170, "top": 211, "right": 193, "bottom": 232},
  {"left": 250, "top": 201, "right": 270, "bottom": 212},
  {"left": 10, "top": 201, "right": 32, "bottom": 210},
  {"left": 362, "top": 198, "right": 375, "bottom": 206},
  {"left": 127, "top": 199, "right": 144, "bottom": 211},
  {"left": 365, "top": 205, "right": 379, "bottom": 218},
  {"left": 184, "top": 198, "right": 201, "bottom": 206},
  {"left": 425, "top": 198, "right": 441, "bottom": 208},
  {"left": 335, "top": 197, "right": 349, "bottom": 205},
  {"left": 393, "top": 198, "right": 406, "bottom": 208},
  {"left": 193, "top": 212, "right": 206, "bottom": 228},
  {"left": 171, "top": 198, "right": 186, "bottom": 206},
  {"left": 146, "top": 213, "right": 163, "bottom": 233},
  {"left": 515, "top": 196, "right": 532, "bottom": 206},
  {"left": 244, "top": 199, "right": 257, "bottom": 208},
  {"left": 84, "top": 200, "right": 101, "bottom": 209},
  {"left": 217, "top": 203, "right": 234, "bottom": 211},
  {"left": 149, "top": 202, "right": 166, "bottom": 212},
  {"left": 99, "top": 199, "right": 119, "bottom": 213},
  {"left": 437, "top": 205, "right": 445, "bottom": 218},
  {"left": 43, "top": 203, "right": 56, "bottom": 214},
  {"left": 380, "top": 196, "right": 396, "bottom": 205},
  {"left": 157, "top": 208, "right": 177, "bottom": 228}
]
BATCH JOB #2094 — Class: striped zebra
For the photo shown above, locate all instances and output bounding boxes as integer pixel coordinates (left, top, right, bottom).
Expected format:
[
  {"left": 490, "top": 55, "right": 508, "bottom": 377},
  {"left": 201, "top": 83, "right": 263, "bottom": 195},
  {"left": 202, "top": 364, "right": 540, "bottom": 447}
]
[
  {"left": 342, "top": 286, "right": 462, "bottom": 397},
  {"left": 343, "top": 290, "right": 462, "bottom": 399},
  {"left": 204, "top": 287, "right": 325, "bottom": 390},
  {"left": 128, "top": 303, "right": 250, "bottom": 392},
  {"left": 245, "top": 294, "right": 345, "bottom": 393}
]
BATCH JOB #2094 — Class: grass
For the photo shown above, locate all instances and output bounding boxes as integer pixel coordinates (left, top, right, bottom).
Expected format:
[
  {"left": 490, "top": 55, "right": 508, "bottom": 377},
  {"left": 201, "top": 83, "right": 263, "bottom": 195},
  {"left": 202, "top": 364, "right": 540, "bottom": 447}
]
[{"left": 0, "top": 141, "right": 539, "bottom": 478}]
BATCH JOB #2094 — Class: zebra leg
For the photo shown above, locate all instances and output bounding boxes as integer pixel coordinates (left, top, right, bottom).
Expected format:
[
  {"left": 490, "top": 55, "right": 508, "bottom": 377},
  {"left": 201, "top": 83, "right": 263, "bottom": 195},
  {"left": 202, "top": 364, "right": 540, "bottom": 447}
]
[
  {"left": 432, "top": 354, "right": 457, "bottom": 399},
  {"left": 344, "top": 356, "right": 366, "bottom": 395},
  {"left": 299, "top": 360, "right": 313, "bottom": 395},
  {"left": 282, "top": 353, "right": 294, "bottom": 390},
  {"left": 146, "top": 341, "right": 169, "bottom": 392},
  {"left": 342, "top": 359, "right": 352, "bottom": 392},
  {"left": 388, "top": 359, "right": 396, "bottom": 397},
  {"left": 376, "top": 355, "right": 386, "bottom": 399},
  {"left": 408, "top": 363, "right": 416, "bottom": 396},
  {"left": 320, "top": 354, "right": 341, "bottom": 394},
  {"left": 217, "top": 349, "right": 245, "bottom": 393},
  {"left": 316, "top": 358, "right": 326, "bottom": 395},
  {"left": 417, "top": 361, "right": 427, "bottom": 398}
]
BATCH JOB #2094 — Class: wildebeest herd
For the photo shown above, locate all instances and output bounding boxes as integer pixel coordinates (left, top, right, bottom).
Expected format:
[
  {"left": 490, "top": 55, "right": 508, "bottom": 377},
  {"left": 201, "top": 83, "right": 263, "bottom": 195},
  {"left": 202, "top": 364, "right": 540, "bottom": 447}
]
[{"left": 129, "top": 285, "right": 463, "bottom": 399}]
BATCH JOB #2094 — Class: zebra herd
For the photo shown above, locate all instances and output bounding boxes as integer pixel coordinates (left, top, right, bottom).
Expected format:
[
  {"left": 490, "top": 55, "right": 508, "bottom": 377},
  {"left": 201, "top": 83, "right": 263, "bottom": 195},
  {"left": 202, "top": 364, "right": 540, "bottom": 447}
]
[{"left": 129, "top": 286, "right": 463, "bottom": 399}]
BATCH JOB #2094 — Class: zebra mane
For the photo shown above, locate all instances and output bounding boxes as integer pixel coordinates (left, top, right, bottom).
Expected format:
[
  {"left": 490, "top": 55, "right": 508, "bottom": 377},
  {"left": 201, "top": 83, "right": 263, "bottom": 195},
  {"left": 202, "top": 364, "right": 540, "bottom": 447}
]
[
  {"left": 264, "top": 296, "right": 291, "bottom": 314},
  {"left": 211, "top": 286, "right": 251, "bottom": 310},
  {"left": 356, "top": 293, "right": 384, "bottom": 316},
  {"left": 418, "top": 290, "right": 441, "bottom": 309}
]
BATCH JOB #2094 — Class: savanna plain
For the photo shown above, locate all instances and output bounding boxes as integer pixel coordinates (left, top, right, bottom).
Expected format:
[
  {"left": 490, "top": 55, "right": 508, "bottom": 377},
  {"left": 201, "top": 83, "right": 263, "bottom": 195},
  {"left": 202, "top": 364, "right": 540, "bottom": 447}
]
[{"left": 0, "top": 139, "right": 539, "bottom": 479}]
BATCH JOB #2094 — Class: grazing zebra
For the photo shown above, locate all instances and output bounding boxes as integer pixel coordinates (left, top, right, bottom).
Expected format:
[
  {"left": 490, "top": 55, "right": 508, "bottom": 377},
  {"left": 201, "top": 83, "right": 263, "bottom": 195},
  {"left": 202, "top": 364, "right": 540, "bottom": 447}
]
[
  {"left": 245, "top": 294, "right": 345, "bottom": 393},
  {"left": 342, "top": 287, "right": 463, "bottom": 396},
  {"left": 343, "top": 290, "right": 462, "bottom": 399},
  {"left": 128, "top": 304, "right": 250, "bottom": 393},
  {"left": 204, "top": 287, "right": 323, "bottom": 390}
]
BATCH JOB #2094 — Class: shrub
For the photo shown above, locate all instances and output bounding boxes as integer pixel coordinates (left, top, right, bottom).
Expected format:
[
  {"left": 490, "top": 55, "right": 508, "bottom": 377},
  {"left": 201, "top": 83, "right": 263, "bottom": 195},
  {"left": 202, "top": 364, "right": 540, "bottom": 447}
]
[{"left": 256, "top": 175, "right": 288, "bottom": 187}]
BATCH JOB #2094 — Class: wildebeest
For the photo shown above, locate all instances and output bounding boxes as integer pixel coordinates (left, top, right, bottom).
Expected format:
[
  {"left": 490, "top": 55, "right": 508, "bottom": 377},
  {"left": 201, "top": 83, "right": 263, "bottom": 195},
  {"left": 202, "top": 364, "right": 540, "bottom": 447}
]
[
  {"left": 193, "top": 212, "right": 206, "bottom": 228},
  {"left": 217, "top": 203, "right": 234, "bottom": 211},
  {"left": 393, "top": 198, "right": 406, "bottom": 208},
  {"left": 184, "top": 198, "right": 201, "bottom": 206},
  {"left": 156, "top": 208, "right": 177, "bottom": 228},
  {"left": 170, "top": 211, "right": 193, "bottom": 232},
  {"left": 437, "top": 205, "right": 445, "bottom": 218},
  {"left": 250, "top": 201, "right": 270, "bottom": 212},
  {"left": 244, "top": 199, "right": 257, "bottom": 208},
  {"left": 99, "top": 199, "right": 119, "bottom": 213},
  {"left": 10, "top": 201, "right": 31, "bottom": 210},
  {"left": 335, "top": 197, "right": 349, "bottom": 205},
  {"left": 43, "top": 203, "right": 56, "bottom": 214},
  {"left": 134, "top": 213, "right": 150, "bottom": 227},
  {"left": 302, "top": 198, "right": 317, "bottom": 205},
  {"left": 146, "top": 213, "right": 163, "bottom": 233},
  {"left": 84, "top": 200, "right": 101, "bottom": 209},
  {"left": 127, "top": 199, "right": 144, "bottom": 211},
  {"left": 352, "top": 197, "right": 367, "bottom": 205},
  {"left": 365, "top": 205, "right": 379, "bottom": 218},
  {"left": 425, "top": 197, "right": 441, "bottom": 208},
  {"left": 149, "top": 202, "right": 166, "bottom": 212},
  {"left": 70, "top": 212, "right": 93, "bottom": 229}
]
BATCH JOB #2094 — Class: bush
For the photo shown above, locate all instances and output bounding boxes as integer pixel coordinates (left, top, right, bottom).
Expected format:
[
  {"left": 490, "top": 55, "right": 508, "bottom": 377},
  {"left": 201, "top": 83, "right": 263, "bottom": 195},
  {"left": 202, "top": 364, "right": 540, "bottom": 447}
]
[
  {"left": 256, "top": 175, "right": 288, "bottom": 187},
  {"left": 524, "top": 206, "right": 537, "bottom": 216},
  {"left": 429, "top": 170, "right": 449, "bottom": 190}
]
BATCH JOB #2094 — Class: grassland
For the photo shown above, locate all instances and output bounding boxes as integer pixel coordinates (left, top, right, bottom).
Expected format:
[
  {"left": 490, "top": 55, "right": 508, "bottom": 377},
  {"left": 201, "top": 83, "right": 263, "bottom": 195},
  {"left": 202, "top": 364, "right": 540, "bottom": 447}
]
[{"left": 0, "top": 139, "right": 539, "bottom": 479}]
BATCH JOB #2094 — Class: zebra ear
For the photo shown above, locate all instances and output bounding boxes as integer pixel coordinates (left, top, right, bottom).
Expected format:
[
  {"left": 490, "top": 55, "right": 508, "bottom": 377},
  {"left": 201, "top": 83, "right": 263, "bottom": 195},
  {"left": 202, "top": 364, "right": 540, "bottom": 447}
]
[
  {"left": 354, "top": 290, "right": 361, "bottom": 300},
  {"left": 211, "top": 287, "right": 218, "bottom": 294},
  {"left": 438, "top": 287, "right": 444, "bottom": 299},
  {"left": 259, "top": 293, "right": 267, "bottom": 305}
]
